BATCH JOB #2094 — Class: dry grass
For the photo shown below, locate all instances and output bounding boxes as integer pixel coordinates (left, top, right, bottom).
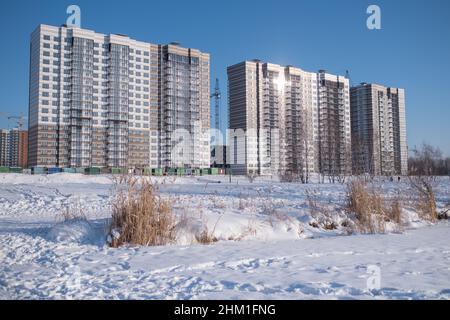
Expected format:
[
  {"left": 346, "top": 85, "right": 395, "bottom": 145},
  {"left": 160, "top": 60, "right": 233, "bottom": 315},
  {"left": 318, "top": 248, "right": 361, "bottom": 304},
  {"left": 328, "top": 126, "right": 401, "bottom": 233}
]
[
  {"left": 259, "top": 197, "right": 291, "bottom": 227},
  {"left": 387, "top": 197, "right": 402, "bottom": 224},
  {"left": 237, "top": 192, "right": 253, "bottom": 211},
  {"left": 306, "top": 189, "right": 338, "bottom": 230},
  {"left": 235, "top": 219, "right": 258, "bottom": 241},
  {"left": 108, "top": 176, "right": 176, "bottom": 247},
  {"left": 346, "top": 180, "right": 404, "bottom": 234},
  {"left": 195, "top": 228, "right": 218, "bottom": 244},
  {"left": 212, "top": 197, "right": 226, "bottom": 210},
  {"left": 59, "top": 201, "right": 87, "bottom": 222},
  {"left": 346, "top": 180, "right": 385, "bottom": 233},
  {"left": 409, "top": 177, "right": 438, "bottom": 222},
  {"left": 195, "top": 217, "right": 221, "bottom": 244}
]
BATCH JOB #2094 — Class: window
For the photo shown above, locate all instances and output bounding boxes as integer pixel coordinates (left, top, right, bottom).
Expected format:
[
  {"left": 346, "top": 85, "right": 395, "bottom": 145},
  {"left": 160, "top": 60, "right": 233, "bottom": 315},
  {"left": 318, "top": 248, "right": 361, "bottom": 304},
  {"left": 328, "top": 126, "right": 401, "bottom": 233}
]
[{"left": 43, "top": 35, "right": 50, "bottom": 41}]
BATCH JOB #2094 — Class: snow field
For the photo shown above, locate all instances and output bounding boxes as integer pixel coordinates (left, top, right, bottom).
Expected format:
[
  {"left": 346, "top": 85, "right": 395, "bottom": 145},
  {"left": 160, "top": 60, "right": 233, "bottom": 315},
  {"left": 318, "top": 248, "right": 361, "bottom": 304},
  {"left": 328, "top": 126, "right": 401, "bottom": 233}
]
[{"left": 0, "top": 173, "right": 449, "bottom": 299}]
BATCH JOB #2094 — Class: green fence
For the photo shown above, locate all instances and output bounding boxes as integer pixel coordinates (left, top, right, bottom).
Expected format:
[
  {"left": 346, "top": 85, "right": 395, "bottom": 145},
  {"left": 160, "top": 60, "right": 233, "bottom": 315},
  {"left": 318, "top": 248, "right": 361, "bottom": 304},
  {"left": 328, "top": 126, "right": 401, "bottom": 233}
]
[{"left": 85, "top": 167, "right": 101, "bottom": 175}]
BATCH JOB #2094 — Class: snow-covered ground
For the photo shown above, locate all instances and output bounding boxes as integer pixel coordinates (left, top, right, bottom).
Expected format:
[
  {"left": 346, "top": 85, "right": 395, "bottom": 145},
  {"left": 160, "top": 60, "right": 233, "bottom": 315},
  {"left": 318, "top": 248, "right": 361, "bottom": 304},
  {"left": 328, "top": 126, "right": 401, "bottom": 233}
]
[{"left": 0, "top": 173, "right": 449, "bottom": 299}]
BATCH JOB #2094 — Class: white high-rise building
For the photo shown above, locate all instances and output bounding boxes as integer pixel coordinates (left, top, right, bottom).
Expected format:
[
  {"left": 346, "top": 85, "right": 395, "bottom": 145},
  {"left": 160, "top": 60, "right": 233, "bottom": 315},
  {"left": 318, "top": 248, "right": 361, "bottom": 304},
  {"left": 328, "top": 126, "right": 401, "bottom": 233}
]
[
  {"left": 227, "top": 60, "right": 320, "bottom": 177},
  {"left": 317, "top": 71, "right": 352, "bottom": 176},
  {"left": 28, "top": 24, "right": 210, "bottom": 169},
  {"left": 350, "top": 83, "right": 408, "bottom": 175}
]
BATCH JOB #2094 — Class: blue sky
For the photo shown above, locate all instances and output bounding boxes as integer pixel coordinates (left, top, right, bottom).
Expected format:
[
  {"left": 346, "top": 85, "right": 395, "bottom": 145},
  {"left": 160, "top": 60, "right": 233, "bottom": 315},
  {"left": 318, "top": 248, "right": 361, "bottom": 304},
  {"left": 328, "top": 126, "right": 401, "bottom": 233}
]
[{"left": 0, "top": 0, "right": 449, "bottom": 155}]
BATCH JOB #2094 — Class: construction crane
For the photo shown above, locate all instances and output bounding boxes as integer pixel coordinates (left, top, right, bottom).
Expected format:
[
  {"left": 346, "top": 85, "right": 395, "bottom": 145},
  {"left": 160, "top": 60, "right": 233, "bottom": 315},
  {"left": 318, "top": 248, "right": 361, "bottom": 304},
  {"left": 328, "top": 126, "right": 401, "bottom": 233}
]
[
  {"left": 210, "top": 78, "right": 221, "bottom": 132},
  {"left": 345, "top": 70, "right": 353, "bottom": 87},
  {"left": 7, "top": 113, "right": 26, "bottom": 131}
]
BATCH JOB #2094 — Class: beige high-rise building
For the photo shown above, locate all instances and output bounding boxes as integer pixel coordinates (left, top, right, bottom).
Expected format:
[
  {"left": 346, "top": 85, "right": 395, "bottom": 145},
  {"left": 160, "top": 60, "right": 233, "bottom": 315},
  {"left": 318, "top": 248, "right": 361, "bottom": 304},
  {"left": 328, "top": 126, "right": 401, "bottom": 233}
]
[
  {"left": 227, "top": 60, "right": 319, "bottom": 177},
  {"left": 28, "top": 24, "right": 210, "bottom": 169},
  {"left": 350, "top": 83, "right": 408, "bottom": 175}
]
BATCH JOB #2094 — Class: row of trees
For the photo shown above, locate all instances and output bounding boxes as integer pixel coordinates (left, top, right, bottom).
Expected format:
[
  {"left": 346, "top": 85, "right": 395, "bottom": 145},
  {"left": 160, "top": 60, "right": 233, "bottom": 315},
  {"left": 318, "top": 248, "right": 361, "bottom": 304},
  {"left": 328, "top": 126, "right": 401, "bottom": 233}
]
[{"left": 408, "top": 143, "right": 450, "bottom": 176}]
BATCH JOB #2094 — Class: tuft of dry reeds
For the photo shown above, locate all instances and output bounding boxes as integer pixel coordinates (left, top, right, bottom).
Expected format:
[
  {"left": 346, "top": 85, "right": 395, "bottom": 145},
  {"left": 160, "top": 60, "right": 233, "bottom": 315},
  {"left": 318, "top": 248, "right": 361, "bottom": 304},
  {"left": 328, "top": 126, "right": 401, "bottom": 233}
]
[
  {"left": 195, "top": 217, "right": 221, "bottom": 245},
  {"left": 409, "top": 177, "right": 438, "bottom": 222},
  {"left": 108, "top": 176, "right": 176, "bottom": 247},
  {"left": 345, "top": 180, "right": 404, "bottom": 234}
]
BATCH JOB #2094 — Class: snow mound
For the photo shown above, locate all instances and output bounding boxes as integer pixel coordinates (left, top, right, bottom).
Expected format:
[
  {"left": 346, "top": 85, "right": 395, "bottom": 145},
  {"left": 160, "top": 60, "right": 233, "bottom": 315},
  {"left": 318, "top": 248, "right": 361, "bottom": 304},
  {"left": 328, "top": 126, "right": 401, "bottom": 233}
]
[
  {"left": 0, "top": 173, "right": 113, "bottom": 185},
  {"left": 45, "top": 219, "right": 102, "bottom": 245}
]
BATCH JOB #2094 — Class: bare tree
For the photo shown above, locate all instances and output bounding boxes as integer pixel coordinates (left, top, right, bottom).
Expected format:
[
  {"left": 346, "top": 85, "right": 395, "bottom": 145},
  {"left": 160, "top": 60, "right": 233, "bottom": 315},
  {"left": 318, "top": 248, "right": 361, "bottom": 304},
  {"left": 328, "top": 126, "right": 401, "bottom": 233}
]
[{"left": 408, "top": 143, "right": 443, "bottom": 221}]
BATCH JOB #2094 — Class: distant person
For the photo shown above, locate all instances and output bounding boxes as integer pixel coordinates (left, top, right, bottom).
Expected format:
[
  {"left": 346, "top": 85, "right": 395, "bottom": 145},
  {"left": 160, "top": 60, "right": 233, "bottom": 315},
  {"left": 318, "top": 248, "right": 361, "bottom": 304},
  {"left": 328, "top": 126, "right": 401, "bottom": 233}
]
[
  {"left": 398, "top": 176, "right": 401, "bottom": 182},
  {"left": 390, "top": 176, "right": 393, "bottom": 182}
]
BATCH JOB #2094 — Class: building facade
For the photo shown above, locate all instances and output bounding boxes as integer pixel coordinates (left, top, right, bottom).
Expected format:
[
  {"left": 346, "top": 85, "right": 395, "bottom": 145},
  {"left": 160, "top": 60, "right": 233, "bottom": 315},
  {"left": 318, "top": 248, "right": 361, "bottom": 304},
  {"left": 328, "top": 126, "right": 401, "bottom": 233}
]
[
  {"left": 0, "top": 129, "right": 28, "bottom": 168},
  {"left": 350, "top": 83, "right": 408, "bottom": 175},
  {"left": 317, "top": 71, "right": 352, "bottom": 176},
  {"left": 28, "top": 24, "right": 210, "bottom": 169},
  {"left": 227, "top": 60, "right": 322, "bottom": 177},
  {"left": 227, "top": 61, "right": 351, "bottom": 177}
]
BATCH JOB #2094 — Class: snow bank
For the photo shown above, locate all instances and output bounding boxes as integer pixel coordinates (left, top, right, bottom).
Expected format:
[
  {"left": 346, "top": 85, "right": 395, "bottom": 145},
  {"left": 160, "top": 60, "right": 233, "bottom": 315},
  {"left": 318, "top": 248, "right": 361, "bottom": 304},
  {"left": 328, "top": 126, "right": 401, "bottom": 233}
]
[
  {"left": 0, "top": 173, "right": 449, "bottom": 244},
  {"left": 45, "top": 219, "right": 104, "bottom": 245},
  {"left": 0, "top": 173, "right": 113, "bottom": 185}
]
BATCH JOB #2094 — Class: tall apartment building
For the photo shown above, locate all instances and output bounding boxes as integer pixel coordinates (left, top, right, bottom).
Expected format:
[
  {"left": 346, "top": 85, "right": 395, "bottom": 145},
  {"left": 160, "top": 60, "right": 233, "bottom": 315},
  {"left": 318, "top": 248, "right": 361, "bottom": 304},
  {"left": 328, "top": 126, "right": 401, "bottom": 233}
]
[
  {"left": 0, "top": 130, "right": 8, "bottom": 166},
  {"left": 350, "top": 83, "right": 407, "bottom": 175},
  {"left": 0, "top": 129, "right": 28, "bottom": 168},
  {"left": 227, "top": 60, "right": 320, "bottom": 176},
  {"left": 159, "top": 44, "right": 210, "bottom": 168},
  {"left": 28, "top": 24, "right": 210, "bottom": 169},
  {"left": 317, "top": 71, "right": 352, "bottom": 176}
]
